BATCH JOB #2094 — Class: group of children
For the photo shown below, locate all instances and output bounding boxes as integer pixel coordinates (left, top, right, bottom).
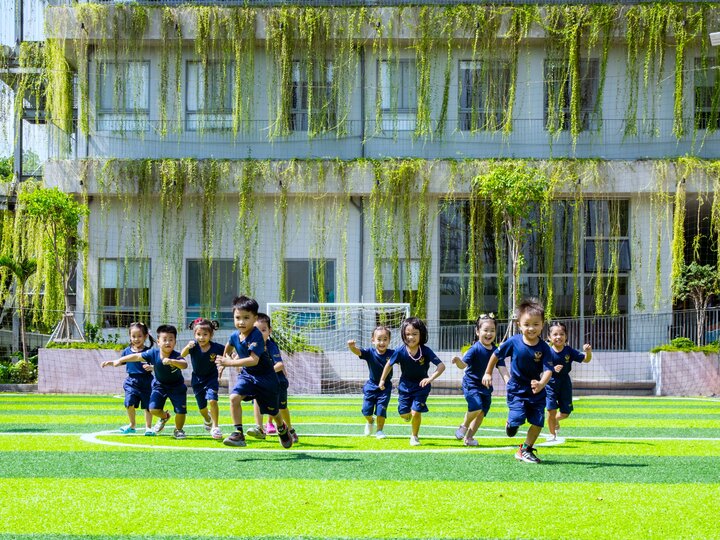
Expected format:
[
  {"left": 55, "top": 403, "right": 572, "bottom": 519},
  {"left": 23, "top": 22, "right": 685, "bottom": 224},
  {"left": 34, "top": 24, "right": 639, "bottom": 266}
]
[
  {"left": 348, "top": 297, "right": 591, "bottom": 463},
  {"left": 103, "top": 295, "right": 297, "bottom": 448},
  {"left": 104, "top": 294, "right": 590, "bottom": 462}
]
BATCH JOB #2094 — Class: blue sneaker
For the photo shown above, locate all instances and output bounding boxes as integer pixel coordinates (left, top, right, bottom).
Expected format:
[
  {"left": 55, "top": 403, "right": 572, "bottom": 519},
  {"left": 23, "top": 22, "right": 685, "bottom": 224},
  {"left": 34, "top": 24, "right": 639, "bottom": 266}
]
[
  {"left": 144, "top": 429, "right": 155, "bottom": 437},
  {"left": 118, "top": 425, "right": 136, "bottom": 434}
]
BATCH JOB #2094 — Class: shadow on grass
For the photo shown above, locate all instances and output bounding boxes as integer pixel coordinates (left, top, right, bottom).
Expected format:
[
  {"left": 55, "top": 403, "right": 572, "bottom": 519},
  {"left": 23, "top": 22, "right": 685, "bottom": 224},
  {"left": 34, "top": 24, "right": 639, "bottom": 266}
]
[
  {"left": 233, "top": 452, "right": 362, "bottom": 463},
  {"left": 542, "top": 459, "right": 649, "bottom": 469},
  {"left": 0, "top": 427, "right": 53, "bottom": 433}
]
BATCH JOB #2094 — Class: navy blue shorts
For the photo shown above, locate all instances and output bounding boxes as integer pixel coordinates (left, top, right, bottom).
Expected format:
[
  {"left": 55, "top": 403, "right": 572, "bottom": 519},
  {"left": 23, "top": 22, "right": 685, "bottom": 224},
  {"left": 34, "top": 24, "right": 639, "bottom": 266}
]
[
  {"left": 546, "top": 377, "right": 574, "bottom": 415},
  {"left": 278, "top": 379, "right": 289, "bottom": 410},
  {"left": 462, "top": 382, "right": 492, "bottom": 415},
  {"left": 362, "top": 381, "right": 392, "bottom": 418},
  {"left": 149, "top": 381, "right": 188, "bottom": 414},
  {"left": 123, "top": 375, "right": 152, "bottom": 410},
  {"left": 191, "top": 373, "right": 220, "bottom": 411},
  {"left": 397, "top": 381, "right": 431, "bottom": 415},
  {"left": 506, "top": 379, "right": 545, "bottom": 428},
  {"left": 232, "top": 374, "right": 280, "bottom": 416}
]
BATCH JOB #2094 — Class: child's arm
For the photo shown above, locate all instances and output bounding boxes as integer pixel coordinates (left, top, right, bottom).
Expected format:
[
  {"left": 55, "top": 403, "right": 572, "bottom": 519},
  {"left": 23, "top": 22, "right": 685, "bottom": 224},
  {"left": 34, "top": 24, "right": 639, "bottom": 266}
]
[
  {"left": 497, "top": 365, "right": 510, "bottom": 384},
  {"left": 180, "top": 340, "right": 196, "bottom": 358},
  {"left": 215, "top": 352, "right": 260, "bottom": 369},
  {"left": 531, "top": 369, "right": 553, "bottom": 394},
  {"left": 451, "top": 356, "right": 467, "bottom": 369},
  {"left": 378, "top": 360, "right": 393, "bottom": 391},
  {"left": 163, "top": 356, "right": 188, "bottom": 369},
  {"left": 274, "top": 361, "right": 286, "bottom": 374},
  {"left": 347, "top": 340, "right": 362, "bottom": 357},
  {"left": 482, "top": 353, "right": 500, "bottom": 388},
  {"left": 420, "top": 362, "right": 445, "bottom": 388},
  {"left": 101, "top": 352, "right": 143, "bottom": 368},
  {"left": 583, "top": 344, "right": 593, "bottom": 362}
]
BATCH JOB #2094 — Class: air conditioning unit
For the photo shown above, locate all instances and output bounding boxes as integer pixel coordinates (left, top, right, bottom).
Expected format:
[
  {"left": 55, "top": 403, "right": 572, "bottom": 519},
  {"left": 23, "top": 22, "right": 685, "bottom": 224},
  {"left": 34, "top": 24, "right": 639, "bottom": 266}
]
[{"left": 711, "top": 32, "right": 720, "bottom": 47}]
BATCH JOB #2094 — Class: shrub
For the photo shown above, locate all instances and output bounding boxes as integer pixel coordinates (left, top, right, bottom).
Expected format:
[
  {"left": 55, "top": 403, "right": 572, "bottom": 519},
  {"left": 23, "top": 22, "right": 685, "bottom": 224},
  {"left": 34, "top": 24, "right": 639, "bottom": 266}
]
[
  {"left": 46, "top": 342, "right": 125, "bottom": 351},
  {"left": 651, "top": 337, "right": 719, "bottom": 354},
  {"left": 8, "top": 359, "right": 37, "bottom": 384}
]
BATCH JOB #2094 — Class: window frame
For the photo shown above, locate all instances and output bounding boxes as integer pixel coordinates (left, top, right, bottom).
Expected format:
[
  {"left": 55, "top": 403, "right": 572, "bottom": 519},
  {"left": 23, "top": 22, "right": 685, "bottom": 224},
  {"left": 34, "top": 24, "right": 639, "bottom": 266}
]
[{"left": 98, "top": 258, "right": 151, "bottom": 328}]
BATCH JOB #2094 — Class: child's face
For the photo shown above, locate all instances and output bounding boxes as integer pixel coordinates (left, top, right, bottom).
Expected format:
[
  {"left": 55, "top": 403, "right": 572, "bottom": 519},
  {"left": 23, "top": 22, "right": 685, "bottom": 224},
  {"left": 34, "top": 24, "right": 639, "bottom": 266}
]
[
  {"left": 372, "top": 330, "right": 391, "bottom": 353},
  {"left": 129, "top": 328, "right": 146, "bottom": 349},
  {"left": 549, "top": 326, "right": 567, "bottom": 348},
  {"left": 254, "top": 320, "right": 271, "bottom": 341},
  {"left": 476, "top": 321, "right": 496, "bottom": 347},
  {"left": 193, "top": 326, "right": 212, "bottom": 346},
  {"left": 157, "top": 332, "right": 176, "bottom": 353},
  {"left": 234, "top": 309, "right": 258, "bottom": 334},
  {"left": 518, "top": 313, "right": 544, "bottom": 342},
  {"left": 403, "top": 325, "right": 421, "bottom": 349}
]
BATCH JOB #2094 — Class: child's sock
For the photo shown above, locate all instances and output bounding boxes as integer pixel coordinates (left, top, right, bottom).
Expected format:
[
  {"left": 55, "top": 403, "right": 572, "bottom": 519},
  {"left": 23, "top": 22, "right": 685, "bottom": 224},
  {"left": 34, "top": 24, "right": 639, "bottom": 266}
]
[
  {"left": 276, "top": 423, "right": 287, "bottom": 435},
  {"left": 234, "top": 424, "right": 243, "bottom": 434}
]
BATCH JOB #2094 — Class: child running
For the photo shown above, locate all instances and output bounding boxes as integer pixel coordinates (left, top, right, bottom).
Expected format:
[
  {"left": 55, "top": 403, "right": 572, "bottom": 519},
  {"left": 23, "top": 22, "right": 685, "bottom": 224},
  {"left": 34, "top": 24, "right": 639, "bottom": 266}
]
[
  {"left": 180, "top": 318, "right": 225, "bottom": 440},
  {"left": 102, "top": 322, "right": 155, "bottom": 435},
  {"left": 348, "top": 325, "right": 395, "bottom": 439},
  {"left": 483, "top": 298, "right": 553, "bottom": 463},
  {"left": 247, "top": 313, "right": 299, "bottom": 444},
  {"left": 545, "top": 321, "right": 592, "bottom": 441},
  {"left": 216, "top": 296, "right": 292, "bottom": 449},
  {"left": 379, "top": 317, "right": 445, "bottom": 446},
  {"left": 103, "top": 324, "right": 189, "bottom": 439},
  {"left": 451, "top": 314, "right": 509, "bottom": 446}
]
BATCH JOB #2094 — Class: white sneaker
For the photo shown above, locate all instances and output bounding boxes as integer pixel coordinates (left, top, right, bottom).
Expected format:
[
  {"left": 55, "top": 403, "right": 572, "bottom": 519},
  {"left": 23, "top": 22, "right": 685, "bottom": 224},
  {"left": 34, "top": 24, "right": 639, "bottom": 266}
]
[
  {"left": 375, "top": 430, "right": 386, "bottom": 439},
  {"left": 454, "top": 425, "right": 468, "bottom": 440},
  {"left": 364, "top": 421, "right": 375, "bottom": 436},
  {"left": 211, "top": 427, "right": 223, "bottom": 440},
  {"left": 547, "top": 433, "right": 557, "bottom": 442},
  {"left": 464, "top": 437, "right": 479, "bottom": 447},
  {"left": 203, "top": 418, "right": 212, "bottom": 431},
  {"left": 409, "top": 435, "right": 421, "bottom": 446},
  {"left": 153, "top": 412, "right": 170, "bottom": 434}
]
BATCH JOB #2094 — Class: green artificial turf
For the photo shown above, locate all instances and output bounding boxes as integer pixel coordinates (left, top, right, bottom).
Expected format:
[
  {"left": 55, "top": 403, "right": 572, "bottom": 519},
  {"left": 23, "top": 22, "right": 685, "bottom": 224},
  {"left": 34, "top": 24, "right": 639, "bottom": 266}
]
[{"left": 0, "top": 394, "right": 718, "bottom": 539}]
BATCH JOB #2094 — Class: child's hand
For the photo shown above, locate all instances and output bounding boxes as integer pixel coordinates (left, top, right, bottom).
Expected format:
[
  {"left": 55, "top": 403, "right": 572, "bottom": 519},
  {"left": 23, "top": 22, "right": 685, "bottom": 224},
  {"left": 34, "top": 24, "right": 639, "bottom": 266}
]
[
  {"left": 142, "top": 363, "right": 153, "bottom": 373},
  {"left": 419, "top": 377, "right": 432, "bottom": 388},
  {"left": 101, "top": 361, "right": 113, "bottom": 368},
  {"left": 187, "top": 340, "right": 196, "bottom": 349},
  {"left": 451, "top": 356, "right": 461, "bottom": 367},
  {"left": 482, "top": 373, "right": 492, "bottom": 388},
  {"left": 378, "top": 380, "right": 385, "bottom": 391},
  {"left": 583, "top": 344, "right": 592, "bottom": 353},
  {"left": 215, "top": 355, "right": 227, "bottom": 368},
  {"left": 531, "top": 379, "right": 545, "bottom": 394},
  {"left": 554, "top": 364, "right": 563, "bottom": 373},
  {"left": 162, "top": 358, "right": 173, "bottom": 366},
  {"left": 347, "top": 339, "right": 356, "bottom": 349}
]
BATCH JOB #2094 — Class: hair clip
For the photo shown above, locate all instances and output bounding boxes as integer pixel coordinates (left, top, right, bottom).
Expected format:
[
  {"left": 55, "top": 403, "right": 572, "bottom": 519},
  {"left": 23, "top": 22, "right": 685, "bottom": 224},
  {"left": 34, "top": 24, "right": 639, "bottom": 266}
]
[{"left": 479, "top": 312, "right": 495, "bottom": 320}]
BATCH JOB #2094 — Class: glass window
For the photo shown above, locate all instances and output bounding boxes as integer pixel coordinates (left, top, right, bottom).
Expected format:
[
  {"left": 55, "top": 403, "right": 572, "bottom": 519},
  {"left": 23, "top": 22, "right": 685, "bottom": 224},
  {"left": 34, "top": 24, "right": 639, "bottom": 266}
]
[
  {"left": 186, "top": 260, "right": 238, "bottom": 329},
  {"left": 285, "top": 259, "right": 336, "bottom": 303},
  {"left": 97, "top": 61, "right": 150, "bottom": 131},
  {"left": 458, "top": 60, "right": 512, "bottom": 131},
  {"left": 380, "top": 59, "right": 417, "bottom": 112},
  {"left": 544, "top": 58, "right": 599, "bottom": 132},
  {"left": 186, "top": 61, "right": 233, "bottom": 131},
  {"left": 381, "top": 259, "right": 420, "bottom": 304},
  {"left": 99, "top": 259, "right": 150, "bottom": 327},
  {"left": 290, "top": 61, "right": 335, "bottom": 132},
  {"left": 694, "top": 57, "right": 720, "bottom": 131}
]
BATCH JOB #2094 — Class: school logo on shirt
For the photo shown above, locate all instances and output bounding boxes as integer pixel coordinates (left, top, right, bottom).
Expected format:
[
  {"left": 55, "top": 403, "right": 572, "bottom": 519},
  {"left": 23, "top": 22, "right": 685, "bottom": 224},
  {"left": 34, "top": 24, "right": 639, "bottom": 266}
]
[
  {"left": 210, "top": 354, "right": 216, "bottom": 360},
  {"left": 534, "top": 352, "right": 543, "bottom": 362},
  {"left": 564, "top": 354, "right": 571, "bottom": 363},
  {"left": 250, "top": 342, "right": 258, "bottom": 350},
  {"left": 418, "top": 357, "right": 425, "bottom": 366}
]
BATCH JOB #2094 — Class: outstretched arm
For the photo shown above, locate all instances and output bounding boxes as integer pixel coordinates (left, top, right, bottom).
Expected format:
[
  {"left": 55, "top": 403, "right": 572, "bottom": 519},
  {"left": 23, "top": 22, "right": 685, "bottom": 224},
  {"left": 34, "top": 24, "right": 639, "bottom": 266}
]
[
  {"left": 497, "top": 365, "right": 510, "bottom": 384},
  {"left": 451, "top": 356, "right": 467, "bottom": 370},
  {"left": 180, "top": 340, "right": 196, "bottom": 358},
  {"left": 216, "top": 352, "right": 260, "bottom": 369},
  {"left": 347, "top": 340, "right": 362, "bottom": 357},
  {"left": 583, "top": 344, "right": 593, "bottom": 363},
  {"left": 163, "top": 356, "right": 188, "bottom": 369},
  {"left": 420, "top": 362, "right": 445, "bottom": 388},
  {"left": 101, "top": 352, "right": 143, "bottom": 368}
]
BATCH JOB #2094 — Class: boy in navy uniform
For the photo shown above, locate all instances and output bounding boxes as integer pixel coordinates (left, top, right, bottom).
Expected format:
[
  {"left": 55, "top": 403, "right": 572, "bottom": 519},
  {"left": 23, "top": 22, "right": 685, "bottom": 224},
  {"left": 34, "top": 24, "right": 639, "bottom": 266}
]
[
  {"left": 483, "top": 298, "right": 552, "bottom": 463},
  {"left": 104, "top": 325, "right": 189, "bottom": 439},
  {"left": 217, "top": 296, "right": 293, "bottom": 449}
]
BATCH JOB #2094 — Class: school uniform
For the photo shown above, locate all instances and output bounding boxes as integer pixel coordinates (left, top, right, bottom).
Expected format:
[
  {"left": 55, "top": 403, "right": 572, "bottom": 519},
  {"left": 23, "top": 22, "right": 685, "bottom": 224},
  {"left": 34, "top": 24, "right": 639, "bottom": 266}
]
[
  {"left": 545, "top": 345, "right": 585, "bottom": 415},
  {"left": 227, "top": 327, "right": 280, "bottom": 416},
  {"left": 187, "top": 341, "right": 225, "bottom": 410},
  {"left": 495, "top": 334, "right": 552, "bottom": 428},
  {"left": 461, "top": 342, "right": 505, "bottom": 415},
  {"left": 267, "top": 338, "right": 289, "bottom": 410},
  {"left": 358, "top": 347, "right": 394, "bottom": 418},
  {"left": 142, "top": 348, "right": 188, "bottom": 414},
  {"left": 121, "top": 345, "right": 153, "bottom": 409},
  {"left": 390, "top": 344, "right": 442, "bottom": 414}
]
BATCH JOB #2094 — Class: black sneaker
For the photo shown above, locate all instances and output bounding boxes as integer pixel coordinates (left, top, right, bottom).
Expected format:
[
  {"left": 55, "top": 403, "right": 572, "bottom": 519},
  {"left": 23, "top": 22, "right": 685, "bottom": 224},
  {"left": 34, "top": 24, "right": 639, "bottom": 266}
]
[
  {"left": 277, "top": 424, "right": 293, "bottom": 449},
  {"left": 505, "top": 422, "right": 519, "bottom": 437},
  {"left": 514, "top": 445, "right": 541, "bottom": 463},
  {"left": 223, "top": 431, "right": 246, "bottom": 447}
]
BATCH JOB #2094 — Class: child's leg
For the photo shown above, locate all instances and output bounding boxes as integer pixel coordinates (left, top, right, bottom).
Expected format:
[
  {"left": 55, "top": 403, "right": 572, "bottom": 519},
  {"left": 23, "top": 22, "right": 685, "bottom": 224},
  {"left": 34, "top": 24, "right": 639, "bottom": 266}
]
[
  {"left": 547, "top": 408, "right": 558, "bottom": 435},
  {"left": 524, "top": 424, "right": 542, "bottom": 447},
  {"left": 150, "top": 408, "right": 169, "bottom": 419},
  {"left": 198, "top": 406, "right": 211, "bottom": 423},
  {"left": 143, "top": 409, "right": 153, "bottom": 429},
  {"left": 229, "top": 393, "right": 244, "bottom": 427},
  {"left": 281, "top": 408, "right": 293, "bottom": 430},
  {"left": 126, "top": 406, "right": 137, "bottom": 428},
  {"left": 175, "top": 413, "right": 186, "bottom": 430},
  {"left": 376, "top": 414, "right": 386, "bottom": 431},
  {"left": 466, "top": 410, "right": 483, "bottom": 437},
  {"left": 410, "top": 410, "right": 422, "bottom": 437},
  {"left": 461, "top": 412, "right": 470, "bottom": 429},
  {"left": 253, "top": 400, "right": 263, "bottom": 427},
  {"left": 209, "top": 400, "right": 220, "bottom": 428}
]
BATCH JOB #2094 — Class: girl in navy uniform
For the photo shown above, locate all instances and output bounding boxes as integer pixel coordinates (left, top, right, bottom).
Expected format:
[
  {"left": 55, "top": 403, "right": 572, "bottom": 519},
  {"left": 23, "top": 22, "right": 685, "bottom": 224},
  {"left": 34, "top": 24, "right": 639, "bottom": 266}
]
[
  {"left": 379, "top": 317, "right": 445, "bottom": 446},
  {"left": 180, "top": 318, "right": 225, "bottom": 440},
  {"left": 545, "top": 321, "right": 592, "bottom": 441},
  {"left": 348, "top": 325, "right": 395, "bottom": 439}
]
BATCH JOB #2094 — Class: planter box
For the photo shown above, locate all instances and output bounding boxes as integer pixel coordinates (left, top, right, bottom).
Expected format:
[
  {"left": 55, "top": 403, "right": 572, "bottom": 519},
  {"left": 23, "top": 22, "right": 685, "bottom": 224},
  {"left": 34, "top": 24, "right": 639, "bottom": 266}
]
[
  {"left": 0, "top": 384, "right": 38, "bottom": 392},
  {"left": 650, "top": 351, "right": 720, "bottom": 396}
]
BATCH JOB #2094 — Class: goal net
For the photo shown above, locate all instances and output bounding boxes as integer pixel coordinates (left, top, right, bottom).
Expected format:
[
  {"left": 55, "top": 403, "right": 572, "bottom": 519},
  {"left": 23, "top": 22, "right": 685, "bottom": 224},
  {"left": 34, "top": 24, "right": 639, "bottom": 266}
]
[{"left": 266, "top": 303, "right": 410, "bottom": 395}]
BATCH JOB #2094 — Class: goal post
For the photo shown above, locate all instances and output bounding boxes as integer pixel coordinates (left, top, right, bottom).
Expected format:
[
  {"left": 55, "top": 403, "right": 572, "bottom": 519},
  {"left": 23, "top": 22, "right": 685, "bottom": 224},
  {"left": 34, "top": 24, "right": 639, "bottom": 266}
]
[{"left": 266, "top": 303, "right": 410, "bottom": 395}]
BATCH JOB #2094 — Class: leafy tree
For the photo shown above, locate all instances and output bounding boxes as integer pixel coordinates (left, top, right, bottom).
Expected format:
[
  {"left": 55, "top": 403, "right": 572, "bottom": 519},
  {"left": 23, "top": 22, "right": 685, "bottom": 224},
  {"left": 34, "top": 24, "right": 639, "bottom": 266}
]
[
  {"left": 0, "top": 256, "right": 37, "bottom": 362},
  {"left": 672, "top": 262, "right": 720, "bottom": 345},
  {"left": 18, "top": 187, "right": 88, "bottom": 341},
  {"left": 0, "top": 156, "right": 12, "bottom": 183},
  {"left": 472, "top": 162, "right": 550, "bottom": 322}
]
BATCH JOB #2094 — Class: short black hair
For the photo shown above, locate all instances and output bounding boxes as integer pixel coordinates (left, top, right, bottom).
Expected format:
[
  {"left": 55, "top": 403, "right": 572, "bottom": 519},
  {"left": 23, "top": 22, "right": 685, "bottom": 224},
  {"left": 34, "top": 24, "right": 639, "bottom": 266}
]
[
  {"left": 548, "top": 321, "right": 567, "bottom": 334},
  {"left": 401, "top": 317, "right": 428, "bottom": 346},
  {"left": 517, "top": 297, "right": 545, "bottom": 321},
  {"left": 156, "top": 324, "right": 177, "bottom": 338},
  {"left": 256, "top": 313, "right": 271, "bottom": 328},
  {"left": 232, "top": 295, "right": 259, "bottom": 315},
  {"left": 372, "top": 325, "right": 391, "bottom": 340}
]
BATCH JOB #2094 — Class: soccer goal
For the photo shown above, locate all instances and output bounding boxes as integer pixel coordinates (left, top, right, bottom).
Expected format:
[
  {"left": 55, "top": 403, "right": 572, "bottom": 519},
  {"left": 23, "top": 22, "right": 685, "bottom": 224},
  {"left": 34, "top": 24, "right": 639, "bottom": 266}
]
[{"left": 266, "top": 303, "right": 410, "bottom": 395}]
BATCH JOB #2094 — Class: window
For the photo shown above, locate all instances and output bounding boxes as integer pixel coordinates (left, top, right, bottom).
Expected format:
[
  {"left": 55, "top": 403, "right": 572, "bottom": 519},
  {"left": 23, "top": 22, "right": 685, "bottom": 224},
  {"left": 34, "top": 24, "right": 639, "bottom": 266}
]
[
  {"left": 694, "top": 58, "right": 720, "bottom": 130},
  {"left": 186, "top": 260, "right": 238, "bottom": 329},
  {"left": 291, "top": 61, "right": 335, "bottom": 132},
  {"left": 186, "top": 61, "right": 234, "bottom": 131},
  {"left": 379, "top": 59, "right": 417, "bottom": 131},
  {"left": 285, "top": 259, "right": 336, "bottom": 303},
  {"left": 458, "top": 60, "right": 512, "bottom": 131},
  {"left": 97, "top": 61, "right": 150, "bottom": 131},
  {"left": 544, "top": 58, "right": 599, "bottom": 132},
  {"left": 99, "top": 259, "right": 150, "bottom": 327},
  {"left": 381, "top": 259, "right": 420, "bottom": 304}
]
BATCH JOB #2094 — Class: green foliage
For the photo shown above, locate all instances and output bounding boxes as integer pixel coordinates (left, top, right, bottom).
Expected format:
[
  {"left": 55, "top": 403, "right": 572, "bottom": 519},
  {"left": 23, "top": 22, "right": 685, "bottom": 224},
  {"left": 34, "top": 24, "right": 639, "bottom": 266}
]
[
  {"left": 0, "top": 156, "right": 12, "bottom": 183},
  {"left": 651, "top": 337, "right": 719, "bottom": 354},
  {"left": 672, "top": 262, "right": 720, "bottom": 303},
  {"left": 0, "top": 358, "right": 38, "bottom": 383},
  {"left": 45, "top": 341, "right": 124, "bottom": 351}
]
